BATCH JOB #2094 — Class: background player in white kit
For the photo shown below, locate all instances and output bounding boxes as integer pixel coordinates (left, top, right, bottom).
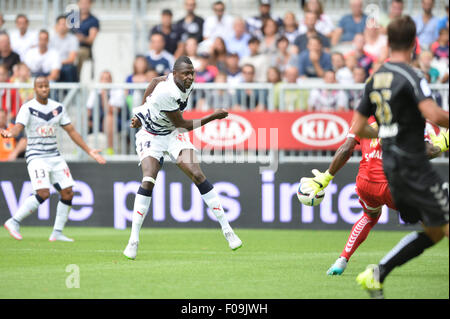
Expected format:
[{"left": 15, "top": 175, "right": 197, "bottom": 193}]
[
  {"left": 123, "top": 56, "right": 242, "bottom": 260},
  {"left": 1, "top": 76, "right": 106, "bottom": 242}
]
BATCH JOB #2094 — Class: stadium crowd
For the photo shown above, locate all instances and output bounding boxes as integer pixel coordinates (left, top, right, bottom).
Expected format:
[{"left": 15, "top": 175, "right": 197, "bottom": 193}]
[{"left": 0, "top": 0, "right": 449, "bottom": 156}]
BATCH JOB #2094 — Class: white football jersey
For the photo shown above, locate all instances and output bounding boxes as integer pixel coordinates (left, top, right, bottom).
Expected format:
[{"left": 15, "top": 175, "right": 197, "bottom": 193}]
[
  {"left": 133, "top": 73, "right": 193, "bottom": 135},
  {"left": 15, "top": 98, "right": 71, "bottom": 163}
]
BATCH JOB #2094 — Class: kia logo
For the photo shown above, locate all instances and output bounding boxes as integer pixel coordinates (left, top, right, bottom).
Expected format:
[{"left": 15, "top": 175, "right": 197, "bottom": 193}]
[
  {"left": 291, "top": 113, "right": 349, "bottom": 146},
  {"left": 194, "top": 113, "right": 253, "bottom": 147}
]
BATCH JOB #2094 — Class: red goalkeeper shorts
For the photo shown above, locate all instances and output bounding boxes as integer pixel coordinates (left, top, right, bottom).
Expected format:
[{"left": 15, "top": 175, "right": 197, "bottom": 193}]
[{"left": 355, "top": 175, "right": 397, "bottom": 213}]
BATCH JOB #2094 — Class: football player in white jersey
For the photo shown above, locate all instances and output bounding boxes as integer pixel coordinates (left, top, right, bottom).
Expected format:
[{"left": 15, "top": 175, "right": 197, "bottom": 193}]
[
  {"left": 1, "top": 76, "right": 106, "bottom": 241},
  {"left": 123, "top": 56, "right": 242, "bottom": 260}
]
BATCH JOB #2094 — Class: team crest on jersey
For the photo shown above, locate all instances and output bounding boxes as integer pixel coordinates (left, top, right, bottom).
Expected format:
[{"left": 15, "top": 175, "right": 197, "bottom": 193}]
[
  {"left": 37, "top": 125, "right": 55, "bottom": 137},
  {"left": 176, "top": 98, "right": 188, "bottom": 111},
  {"left": 64, "top": 168, "right": 71, "bottom": 178}
]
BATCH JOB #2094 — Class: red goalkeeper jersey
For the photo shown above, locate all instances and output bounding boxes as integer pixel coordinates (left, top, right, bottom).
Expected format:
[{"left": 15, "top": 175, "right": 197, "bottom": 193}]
[
  {"left": 348, "top": 116, "right": 387, "bottom": 183},
  {"left": 347, "top": 117, "right": 434, "bottom": 184}
]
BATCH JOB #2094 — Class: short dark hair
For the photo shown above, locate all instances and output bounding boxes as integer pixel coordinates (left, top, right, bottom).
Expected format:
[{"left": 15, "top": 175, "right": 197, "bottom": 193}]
[
  {"left": 162, "top": 9, "right": 172, "bottom": 16},
  {"left": 248, "top": 36, "right": 260, "bottom": 44},
  {"left": 56, "top": 14, "right": 67, "bottom": 23},
  {"left": 174, "top": 56, "right": 193, "bottom": 71},
  {"left": 15, "top": 14, "right": 28, "bottom": 23},
  {"left": 387, "top": 15, "right": 416, "bottom": 51},
  {"left": 392, "top": 0, "right": 403, "bottom": 4},
  {"left": 39, "top": 29, "right": 49, "bottom": 37}
]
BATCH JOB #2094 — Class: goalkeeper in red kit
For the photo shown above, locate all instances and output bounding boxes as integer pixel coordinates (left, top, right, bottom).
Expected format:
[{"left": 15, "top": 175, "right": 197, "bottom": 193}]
[{"left": 300, "top": 116, "right": 448, "bottom": 275}]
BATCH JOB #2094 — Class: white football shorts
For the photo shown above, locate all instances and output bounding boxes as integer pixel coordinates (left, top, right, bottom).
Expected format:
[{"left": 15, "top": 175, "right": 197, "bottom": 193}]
[
  {"left": 27, "top": 156, "right": 75, "bottom": 191},
  {"left": 135, "top": 129, "right": 197, "bottom": 164}
]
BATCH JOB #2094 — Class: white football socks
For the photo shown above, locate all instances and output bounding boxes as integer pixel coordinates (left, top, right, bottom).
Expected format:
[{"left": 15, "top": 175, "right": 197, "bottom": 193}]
[
  {"left": 53, "top": 200, "right": 71, "bottom": 232},
  {"left": 201, "top": 188, "right": 231, "bottom": 230},
  {"left": 130, "top": 193, "right": 152, "bottom": 242},
  {"left": 13, "top": 195, "right": 41, "bottom": 223}
]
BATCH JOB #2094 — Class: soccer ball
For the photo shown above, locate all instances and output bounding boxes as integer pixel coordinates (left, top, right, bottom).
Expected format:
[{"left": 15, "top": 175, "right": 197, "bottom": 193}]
[{"left": 297, "top": 182, "right": 325, "bottom": 206}]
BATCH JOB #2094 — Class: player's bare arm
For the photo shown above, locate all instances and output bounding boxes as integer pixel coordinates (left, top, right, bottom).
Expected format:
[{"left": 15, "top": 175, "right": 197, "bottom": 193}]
[
  {"left": 418, "top": 99, "right": 449, "bottom": 129},
  {"left": 142, "top": 75, "right": 168, "bottom": 104},
  {"left": 62, "top": 123, "right": 106, "bottom": 164},
  {"left": 165, "top": 108, "right": 228, "bottom": 132},
  {"left": 352, "top": 111, "right": 379, "bottom": 139},
  {"left": 328, "top": 137, "right": 358, "bottom": 176},
  {"left": 0, "top": 123, "right": 24, "bottom": 139}
]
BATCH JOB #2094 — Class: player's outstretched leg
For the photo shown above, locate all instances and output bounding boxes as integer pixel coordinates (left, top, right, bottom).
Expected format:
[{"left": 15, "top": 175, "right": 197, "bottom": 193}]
[
  {"left": 328, "top": 211, "right": 380, "bottom": 276},
  {"left": 124, "top": 156, "right": 160, "bottom": 260},
  {"left": 49, "top": 187, "right": 75, "bottom": 242},
  {"left": 4, "top": 191, "right": 47, "bottom": 240},
  {"left": 177, "top": 149, "right": 242, "bottom": 251}
]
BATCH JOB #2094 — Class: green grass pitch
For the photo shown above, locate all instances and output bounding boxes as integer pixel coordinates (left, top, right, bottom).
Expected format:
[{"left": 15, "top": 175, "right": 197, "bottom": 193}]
[{"left": 0, "top": 227, "right": 448, "bottom": 299}]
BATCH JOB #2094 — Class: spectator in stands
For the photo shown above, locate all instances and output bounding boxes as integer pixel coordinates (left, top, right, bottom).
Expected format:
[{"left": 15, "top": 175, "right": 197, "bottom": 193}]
[
  {"left": 239, "top": 36, "right": 270, "bottom": 82},
  {"left": 225, "top": 17, "right": 251, "bottom": 59},
  {"left": 146, "top": 32, "right": 174, "bottom": 76},
  {"left": 233, "top": 63, "right": 266, "bottom": 111},
  {"left": 294, "top": 10, "right": 330, "bottom": 53},
  {"left": 72, "top": 0, "right": 100, "bottom": 78},
  {"left": 86, "top": 70, "right": 125, "bottom": 155},
  {"left": 0, "top": 108, "right": 26, "bottom": 161},
  {"left": 331, "top": 52, "right": 353, "bottom": 84},
  {"left": 145, "top": 69, "right": 159, "bottom": 82},
  {"left": 418, "top": 50, "right": 440, "bottom": 83},
  {"left": 125, "top": 55, "right": 149, "bottom": 111},
  {"left": 363, "top": 17, "right": 388, "bottom": 63},
  {"left": 225, "top": 52, "right": 243, "bottom": 85},
  {"left": 271, "top": 36, "right": 293, "bottom": 73},
  {"left": 246, "top": 0, "right": 282, "bottom": 39},
  {"left": 436, "top": 5, "right": 448, "bottom": 38},
  {"left": 300, "top": 0, "right": 335, "bottom": 39},
  {"left": 50, "top": 15, "right": 79, "bottom": 82},
  {"left": 332, "top": 0, "right": 367, "bottom": 45},
  {"left": 0, "top": 64, "right": 21, "bottom": 119},
  {"left": 203, "top": 1, "right": 234, "bottom": 42},
  {"left": 151, "top": 9, "right": 184, "bottom": 58},
  {"left": 10, "top": 62, "right": 34, "bottom": 103},
  {"left": 282, "top": 65, "right": 309, "bottom": 111},
  {"left": 281, "top": 12, "right": 300, "bottom": 44},
  {"left": 267, "top": 66, "right": 282, "bottom": 109},
  {"left": 379, "top": 0, "right": 404, "bottom": 34},
  {"left": 209, "top": 37, "right": 227, "bottom": 73},
  {"left": 0, "top": 32, "right": 21, "bottom": 75},
  {"left": 176, "top": 0, "right": 204, "bottom": 44},
  {"left": 9, "top": 14, "right": 38, "bottom": 61},
  {"left": 347, "top": 65, "right": 366, "bottom": 109},
  {"left": 308, "top": 70, "right": 348, "bottom": 111},
  {"left": 24, "top": 30, "right": 61, "bottom": 82},
  {"left": 344, "top": 33, "right": 373, "bottom": 76},
  {"left": 196, "top": 71, "right": 232, "bottom": 110},
  {"left": 0, "top": 14, "right": 5, "bottom": 33},
  {"left": 431, "top": 27, "right": 449, "bottom": 62},
  {"left": 260, "top": 18, "right": 280, "bottom": 56},
  {"left": 297, "top": 35, "right": 332, "bottom": 78},
  {"left": 414, "top": 0, "right": 440, "bottom": 50},
  {"left": 195, "top": 53, "right": 218, "bottom": 83},
  {"left": 184, "top": 36, "right": 201, "bottom": 70}
]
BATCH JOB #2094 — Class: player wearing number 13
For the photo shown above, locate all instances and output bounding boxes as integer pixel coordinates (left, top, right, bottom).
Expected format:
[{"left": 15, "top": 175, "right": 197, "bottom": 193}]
[
  {"left": 1, "top": 76, "right": 106, "bottom": 242},
  {"left": 123, "top": 56, "right": 242, "bottom": 260},
  {"left": 352, "top": 16, "right": 449, "bottom": 298}
]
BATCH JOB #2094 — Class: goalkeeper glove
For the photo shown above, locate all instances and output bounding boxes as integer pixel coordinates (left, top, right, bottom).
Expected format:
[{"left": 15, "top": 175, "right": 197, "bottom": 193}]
[
  {"left": 300, "top": 169, "right": 334, "bottom": 199},
  {"left": 429, "top": 129, "right": 449, "bottom": 152}
]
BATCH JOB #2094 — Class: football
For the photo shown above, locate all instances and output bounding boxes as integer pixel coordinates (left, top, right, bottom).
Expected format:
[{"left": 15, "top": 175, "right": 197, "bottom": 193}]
[{"left": 297, "top": 182, "right": 326, "bottom": 206}]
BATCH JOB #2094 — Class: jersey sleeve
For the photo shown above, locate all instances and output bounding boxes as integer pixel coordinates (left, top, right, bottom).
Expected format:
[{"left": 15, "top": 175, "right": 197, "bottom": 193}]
[
  {"left": 356, "top": 78, "right": 375, "bottom": 118},
  {"left": 15, "top": 104, "right": 30, "bottom": 127},
  {"left": 409, "top": 71, "right": 433, "bottom": 104},
  {"left": 347, "top": 124, "right": 361, "bottom": 144},
  {"left": 59, "top": 105, "right": 71, "bottom": 126}
]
